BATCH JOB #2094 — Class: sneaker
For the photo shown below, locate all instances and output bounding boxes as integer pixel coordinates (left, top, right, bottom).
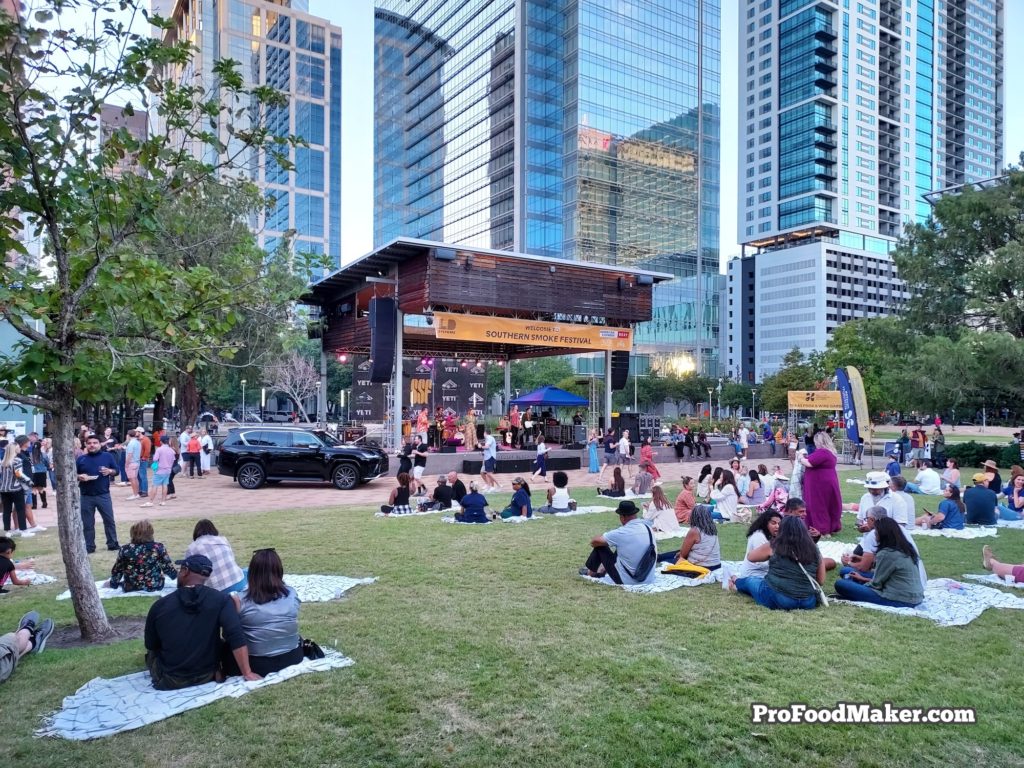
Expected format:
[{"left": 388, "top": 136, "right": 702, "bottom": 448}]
[
  {"left": 125, "top": 495, "right": 139, "bottom": 501},
  {"left": 139, "top": 502, "right": 154, "bottom": 508},
  {"left": 18, "top": 610, "right": 39, "bottom": 632},
  {"left": 32, "top": 618, "right": 54, "bottom": 654},
  {"left": 578, "top": 567, "right": 591, "bottom": 577},
  {"left": 107, "top": 544, "right": 120, "bottom": 551},
  {"left": 27, "top": 526, "right": 47, "bottom": 533},
  {"left": 15, "top": 531, "right": 34, "bottom": 538}
]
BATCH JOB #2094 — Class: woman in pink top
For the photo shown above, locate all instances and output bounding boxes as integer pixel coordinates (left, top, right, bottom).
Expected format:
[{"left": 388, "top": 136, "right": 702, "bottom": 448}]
[
  {"left": 144, "top": 440, "right": 177, "bottom": 506},
  {"left": 639, "top": 437, "right": 660, "bottom": 480}
]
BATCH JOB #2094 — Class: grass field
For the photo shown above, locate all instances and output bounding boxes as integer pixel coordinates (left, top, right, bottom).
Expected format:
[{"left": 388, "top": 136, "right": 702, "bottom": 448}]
[{"left": 2, "top": 469, "right": 1024, "bottom": 767}]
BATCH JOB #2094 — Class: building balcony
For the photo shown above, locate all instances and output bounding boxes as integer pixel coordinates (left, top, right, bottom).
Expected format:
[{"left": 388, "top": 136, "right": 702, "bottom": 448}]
[
  {"left": 813, "top": 26, "right": 838, "bottom": 42},
  {"left": 813, "top": 121, "right": 837, "bottom": 134}
]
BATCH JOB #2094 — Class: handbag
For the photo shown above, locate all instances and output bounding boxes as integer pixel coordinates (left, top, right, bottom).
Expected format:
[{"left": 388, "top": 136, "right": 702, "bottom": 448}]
[
  {"left": 663, "top": 558, "right": 711, "bottom": 579},
  {"left": 797, "top": 561, "right": 829, "bottom": 607},
  {"left": 301, "top": 637, "right": 326, "bottom": 660}
]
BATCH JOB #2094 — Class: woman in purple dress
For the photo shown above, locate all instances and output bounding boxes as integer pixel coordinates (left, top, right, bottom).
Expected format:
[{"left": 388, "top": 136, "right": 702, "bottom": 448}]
[{"left": 796, "top": 431, "right": 843, "bottom": 536}]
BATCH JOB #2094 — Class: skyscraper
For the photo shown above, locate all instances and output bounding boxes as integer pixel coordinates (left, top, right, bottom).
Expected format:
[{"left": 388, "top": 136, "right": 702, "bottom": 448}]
[
  {"left": 158, "top": 0, "right": 342, "bottom": 270},
  {"left": 374, "top": 0, "right": 722, "bottom": 375},
  {"left": 730, "top": 0, "right": 1003, "bottom": 380}
]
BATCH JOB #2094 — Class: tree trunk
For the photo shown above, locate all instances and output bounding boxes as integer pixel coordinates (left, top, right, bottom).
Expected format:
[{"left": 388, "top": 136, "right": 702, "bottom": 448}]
[
  {"left": 182, "top": 372, "right": 199, "bottom": 430},
  {"left": 51, "top": 405, "right": 115, "bottom": 641}
]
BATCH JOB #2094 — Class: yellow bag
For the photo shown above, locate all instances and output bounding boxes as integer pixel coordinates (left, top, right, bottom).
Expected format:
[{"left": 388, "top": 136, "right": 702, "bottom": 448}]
[{"left": 662, "top": 558, "right": 711, "bottom": 579}]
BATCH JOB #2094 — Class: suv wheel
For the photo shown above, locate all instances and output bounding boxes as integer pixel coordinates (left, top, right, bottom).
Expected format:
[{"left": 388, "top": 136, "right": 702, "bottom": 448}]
[
  {"left": 332, "top": 463, "right": 359, "bottom": 490},
  {"left": 237, "top": 462, "right": 266, "bottom": 490}
]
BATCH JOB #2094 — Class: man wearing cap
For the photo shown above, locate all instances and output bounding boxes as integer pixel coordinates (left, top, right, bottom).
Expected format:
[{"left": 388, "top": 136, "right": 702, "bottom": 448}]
[
  {"left": 854, "top": 472, "right": 897, "bottom": 531},
  {"left": 964, "top": 472, "right": 998, "bottom": 525},
  {"left": 144, "top": 554, "right": 260, "bottom": 690},
  {"left": 885, "top": 451, "right": 902, "bottom": 478},
  {"left": 75, "top": 433, "right": 120, "bottom": 553},
  {"left": 578, "top": 500, "right": 656, "bottom": 586}
]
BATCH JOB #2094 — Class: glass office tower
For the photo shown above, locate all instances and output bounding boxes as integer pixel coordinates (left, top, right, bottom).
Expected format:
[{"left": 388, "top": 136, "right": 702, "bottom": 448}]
[
  {"left": 158, "top": 0, "right": 342, "bottom": 273},
  {"left": 374, "top": 1, "right": 722, "bottom": 375}
]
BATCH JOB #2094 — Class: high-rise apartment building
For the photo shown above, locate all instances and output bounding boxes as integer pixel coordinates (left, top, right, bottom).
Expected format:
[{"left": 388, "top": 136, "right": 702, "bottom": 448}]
[
  {"left": 158, "top": 0, "right": 342, "bottom": 270},
  {"left": 374, "top": 1, "right": 722, "bottom": 375},
  {"left": 731, "top": 0, "right": 1003, "bottom": 380},
  {"left": 99, "top": 103, "right": 149, "bottom": 178}
]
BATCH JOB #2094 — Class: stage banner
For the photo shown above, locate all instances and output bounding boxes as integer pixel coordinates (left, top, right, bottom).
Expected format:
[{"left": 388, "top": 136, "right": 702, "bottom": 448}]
[
  {"left": 786, "top": 390, "right": 842, "bottom": 410},
  {"left": 433, "top": 312, "right": 632, "bottom": 351},
  {"left": 835, "top": 368, "right": 860, "bottom": 445},
  {"left": 846, "top": 365, "right": 871, "bottom": 439}
]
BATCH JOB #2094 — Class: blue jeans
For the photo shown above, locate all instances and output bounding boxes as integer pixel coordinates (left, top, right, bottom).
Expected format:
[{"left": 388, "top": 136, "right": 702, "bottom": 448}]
[
  {"left": 838, "top": 565, "right": 874, "bottom": 580},
  {"left": 905, "top": 482, "right": 922, "bottom": 494},
  {"left": 734, "top": 576, "right": 817, "bottom": 610},
  {"left": 138, "top": 462, "right": 149, "bottom": 496},
  {"left": 834, "top": 578, "right": 920, "bottom": 607},
  {"left": 80, "top": 493, "right": 119, "bottom": 552},
  {"left": 997, "top": 504, "right": 1022, "bottom": 521},
  {"left": 116, "top": 449, "right": 128, "bottom": 483}
]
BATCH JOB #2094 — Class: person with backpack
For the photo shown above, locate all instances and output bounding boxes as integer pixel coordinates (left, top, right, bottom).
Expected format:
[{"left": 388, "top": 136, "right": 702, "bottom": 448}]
[{"left": 578, "top": 500, "right": 656, "bottom": 586}]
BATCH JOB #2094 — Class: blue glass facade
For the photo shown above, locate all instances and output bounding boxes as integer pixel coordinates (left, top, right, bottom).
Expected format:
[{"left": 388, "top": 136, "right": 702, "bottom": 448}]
[{"left": 375, "top": 1, "right": 722, "bottom": 374}]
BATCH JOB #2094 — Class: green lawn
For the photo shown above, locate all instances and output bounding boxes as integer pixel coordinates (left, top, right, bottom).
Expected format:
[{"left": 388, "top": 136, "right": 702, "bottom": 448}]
[{"left": 3, "top": 470, "right": 1023, "bottom": 766}]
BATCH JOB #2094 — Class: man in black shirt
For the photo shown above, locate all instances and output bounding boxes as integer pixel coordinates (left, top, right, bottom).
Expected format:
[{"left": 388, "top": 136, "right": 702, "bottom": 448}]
[
  {"left": 144, "top": 554, "right": 260, "bottom": 690},
  {"left": 447, "top": 471, "right": 467, "bottom": 503},
  {"left": 411, "top": 436, "right": 429, "bottom": 496},
  {"left": 419, "top": 474, "right": 453, "bottom": 512},
  {"left": 75, "top": 433, "right": 120, "bottom": 553}
]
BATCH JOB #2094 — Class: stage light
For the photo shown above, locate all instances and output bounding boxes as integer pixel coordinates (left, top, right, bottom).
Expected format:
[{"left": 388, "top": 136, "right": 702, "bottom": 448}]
[
  {"left": 337, "top": 352, "right": 348, "bottom": 363},
  {"left": 460, "top": 360, "right": 468, "bottom": 368}
]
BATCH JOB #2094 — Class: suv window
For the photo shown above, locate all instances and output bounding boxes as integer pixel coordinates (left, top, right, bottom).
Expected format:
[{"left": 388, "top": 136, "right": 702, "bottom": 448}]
[
  {"left": 244, "top": 430, "right": 292, "bottom": 447},
  {"left": 291, "top": 431, "right": 322, "bottom": 448}
]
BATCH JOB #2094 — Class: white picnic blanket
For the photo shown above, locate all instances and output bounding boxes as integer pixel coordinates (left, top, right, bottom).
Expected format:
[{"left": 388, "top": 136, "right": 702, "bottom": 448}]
[
  {"left": 550, "top": 505, "right": 615, "bottom": 517},
  {"left": 580, "top": 560, "right": 739, "bottom": 593},
  {"left": 911, "top": 527, "right": 998, "bottom": 539},
  {"left": 55, "top": 575, "right": 375, "bottom": 603},
  {"left": 440, "top": 516, "right": 491, "bottom": 525},
  {"left": 655, "top": 528, "right": 686, "bottom": 541},
  {"left": 374, "top": 507, "right": 447, "bottom": 518},
  {"left": 996, "top": 518, "right": 1024, "bottom": 529},
  {"left": 963, "top": 573, "right": 1024, "bottom": 590},
  {"left": 36, "top": 648, "right": 354, "bottom": 741},
  {"left": 817, "top": 541, "right": 853, "bottom": 562},
  {"left": 597, "top": 492, "right": 652, "bottom": 501},
  {"left": 15, "top": 569, "right": 57, "bottom": 586},
  {"left": 833, "top": 578, "right": 1024, "bottom": 627}
]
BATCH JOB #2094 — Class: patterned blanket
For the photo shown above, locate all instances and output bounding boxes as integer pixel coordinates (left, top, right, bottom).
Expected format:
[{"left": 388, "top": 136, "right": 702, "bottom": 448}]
[
  {"left": 579, "top": 561, "right": 739, "bottom": 593},
  {"left": 996, "top": 518, "right": 1024, "bottom": 529},
  {"left": 55, "top": 575, "right": 375, "bottom": 603},
  {"left": 14, "top": 569, "right": 57, "bottom": 586},
  {"left": 832, "top": 578, "right": 1024, "bottom": 626},
  {"left": 36, "top": 649, "right": 354, "bottom": 740},
  {"left": 962, "top": 573, "right": 1024, "bottom": 590},
  {"left": 911, "top": 527, "right": 998, "bottom": 539}
]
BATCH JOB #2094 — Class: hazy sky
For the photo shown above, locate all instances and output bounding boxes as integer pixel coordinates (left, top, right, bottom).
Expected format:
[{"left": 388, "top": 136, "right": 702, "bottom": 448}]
[{"left": 322, "top": 0, "right": 1023, "bottom": 269}]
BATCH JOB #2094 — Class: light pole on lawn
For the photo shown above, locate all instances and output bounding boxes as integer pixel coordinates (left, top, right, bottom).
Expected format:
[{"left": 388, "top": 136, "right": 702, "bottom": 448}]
[
  {"left": 241, "top": 379, "right": 247, "bottom": 426},
  {"left": 707, "top": 388, "right": 713, "bottom": 429},
  {"left": 751, "top": 389, "right": 757, "bottom": 421}
]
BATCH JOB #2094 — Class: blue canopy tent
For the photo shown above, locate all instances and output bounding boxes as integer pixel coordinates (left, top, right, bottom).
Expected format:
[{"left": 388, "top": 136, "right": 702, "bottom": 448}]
[{"left": 509, "top": 386, "right": 588, "bottom": 408}]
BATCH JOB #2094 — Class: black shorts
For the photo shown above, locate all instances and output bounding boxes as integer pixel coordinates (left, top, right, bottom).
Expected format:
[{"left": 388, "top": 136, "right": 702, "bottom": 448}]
[
  {"left": 484, "top": 457, "right": 496, "bottom": 473},
  {"left": 31, "top": 472, "right": 47, "bottom": 488}
]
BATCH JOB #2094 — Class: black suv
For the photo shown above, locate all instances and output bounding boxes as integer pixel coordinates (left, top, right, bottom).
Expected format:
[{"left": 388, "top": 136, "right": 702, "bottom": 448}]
[{"left": 218, "top": 427, "right": 389, "bottom": 490}]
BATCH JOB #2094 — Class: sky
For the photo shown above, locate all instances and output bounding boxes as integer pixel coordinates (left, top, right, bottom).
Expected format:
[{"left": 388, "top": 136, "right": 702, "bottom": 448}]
[
  {"left": 321, "top": 0, "right": 1024, "bottom": 269},
  {"left": 33, "top": 0, "right": 1024, "bottom": 271}
]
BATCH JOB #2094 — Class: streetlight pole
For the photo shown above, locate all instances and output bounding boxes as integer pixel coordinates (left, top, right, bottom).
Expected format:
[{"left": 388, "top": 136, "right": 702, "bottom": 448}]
[
  {"left": 707, "top": 388, "right": 713, "bottom": 428},
  {"left": 751, "top": 389, "right": 757, "bottom": 421},
  {"left": 241, "top": 379, "right": 247, "bottom": 425}
]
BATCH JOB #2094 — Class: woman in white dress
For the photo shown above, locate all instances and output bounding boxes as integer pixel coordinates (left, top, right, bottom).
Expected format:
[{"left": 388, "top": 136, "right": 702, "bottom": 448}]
[{"left": 199, "top": 428, "right": 214, "bottom": 476}]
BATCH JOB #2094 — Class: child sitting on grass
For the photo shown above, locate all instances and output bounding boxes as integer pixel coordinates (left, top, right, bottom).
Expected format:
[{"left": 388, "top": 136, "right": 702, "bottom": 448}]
[{"left": 0, "top": 536, "right": 33, "bottom": 594}]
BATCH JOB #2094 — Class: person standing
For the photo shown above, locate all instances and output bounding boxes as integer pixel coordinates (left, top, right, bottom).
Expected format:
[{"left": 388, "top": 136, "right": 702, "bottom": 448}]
[
  {"left": 416, "top": 407, "right": 430, "bottom": 445},
  {"left": 198, "top": 428, "right": 214, "bottom": 477},
  {"left": 598, "top": 428, "right": 617, "bottom": 482},
  {"left": 479, "top": 428, "right": 501, "bottom": 491},
  {"left": 76, "top": 433, "right": 120, "bottom": 553},
  {"left": 587, "top": 428, "right": 600, "bottom": 473},
  {"left": 738, "top": 424, "right": 750, "bottom": 460},
  {"left": 796, "top": 431, "right": 843, "bottom": 536},
  {"left": 137, "top": 427, "right": 152, "bottom": 498},
  {"left": 618, "top": 429, "right": 634, "bottom": 478},
  {"left": 508, "top": 405, "right": 521, "bottom": 450},
  {"left": 411, "top": 435, "right": 429, "bottom": 496},
  {"left": 0, "top": 444, "right": 30, "bottom": 536},
  {"left": 146, "top": 438, "right": 176, "bottom": 507},
  {"left": 531, "top": 433, "right": 551, "bottom": 481},
  {"left": 463, "top": 408, "right": 477, "bottom": 451},
  {"left": 639, "top": 436, "right": 660, "bottom": 481}
]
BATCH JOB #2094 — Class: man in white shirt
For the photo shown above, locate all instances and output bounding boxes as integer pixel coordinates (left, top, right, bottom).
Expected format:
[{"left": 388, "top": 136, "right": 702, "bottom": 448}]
[
  {"left": 617, "top": 430, "right": 633, "bottom": 478},
  {"left": 579, "top": 500, "right": 656, "bottom": 586},
  {"left": 855, "top": 472, "right": 897, "bottom": 529},
  {"left": 840, "top": 507, "right": 927, "bottom": 589},
  {"left": 478, "top": 428, "right": 501, "bottom": 491},
  {"left": 888, "top": 475, "right": 916, "bottom": 531},
  {"left": 738, "top": 425, "right": 750, "bottom": 459},
  {"left": 906, "top": 461, "right": 942, "bottom": 495}
]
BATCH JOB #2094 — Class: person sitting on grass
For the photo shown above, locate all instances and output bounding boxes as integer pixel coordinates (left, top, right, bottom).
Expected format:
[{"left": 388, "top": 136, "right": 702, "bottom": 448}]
[
  {"left": 0, "top": 536, "right": 34, "bottom": 594},
  {"left": 447, "top": 471, "right": 467, "bottom": 504},
  {"left": 499, "top": 477, "right": 533, "bottom": 519},
  {"left": 997, "top": 473, "right": 1024, "bottom": 521},
  {"left": 740, "top": 469, "right": 765, "bottom": 506},
  {"left": 982, "top": 545, "right": 1024, "bottom": 584},
  {"left": 578, "top": 500, "right": 656, "bottom": 586},
  {"left": 735, "top": 509, "right": 782, "bottom": 580},
  {"left": 941, "top": 458, "right": 960, "bottom": 489},
  {"left": 673, "top": 476, "right": 697, "bottom": 524},
  {"left": 916, "top": 484, "right": 966, "bottom": 530},
  {"left": 840, "top": 506, "right": 928, "bottom": 589},
  {"left": 709, "top": 469, "right": 740, "bottom": 522},
  {"left": 642, "top": 484, "right": 679, "bottom": 534},
  {"left": 380, "top": 472, "right": 413, "bottom": 516},
  {"left": 833, "top": 517, "right": 924, "bottom": 607},
  {"left": 964, "top": 472, "right": 998, "bottom": 525},
  {"left": 144, "top": 554, "right": 260, "bottom": 690},
  {"left": 227, "top": 548, "right": 304, "bottom": 678},
  {"left": 597, "top": 466, "right": 626, "bottom": 498},
  {"left": 538, "top": 471, "right": 575, "bottom": 514},
  {"left": 418, "top": 474, "right": 453, "bottom": 512},
  {"left": 695, "top": 464, "right": 713, "bottom": 499},
  {"left": 885, "top": 451, "right": 901, "bottom": 478},
  {"left": 656, "top": 505, "right": 720, "bottom": 570},
  {"left": 454, "top": 481, "right": 490, "bottom": 523},
  {"left": 631, "top": 461, "right": 655, "bottom": 496},
  {"left": 185, "top": 519, "right": 247, "bottom": 594},
  {"left": 105, "top": 519, "right": 178, "bottom": 592},
  {"left": 730, "top": 516, "right": 824, "bottom": 610},
  {"left": 0, "top": 610, "right": 54, "bottom": 685},
  {"left": 906, "top": 460, "right": 942, "bottom": 495}
]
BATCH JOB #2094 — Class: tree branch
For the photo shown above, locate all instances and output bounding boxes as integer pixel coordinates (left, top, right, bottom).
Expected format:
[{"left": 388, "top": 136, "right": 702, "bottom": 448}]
[{"left": 0, "top": 385, "right": 54, "bottom": 411}]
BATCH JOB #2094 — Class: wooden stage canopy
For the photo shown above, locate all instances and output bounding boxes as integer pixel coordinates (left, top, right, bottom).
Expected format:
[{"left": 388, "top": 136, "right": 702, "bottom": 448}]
[{"left": 301, "top": 237, "right": 674, "bottom": 361}]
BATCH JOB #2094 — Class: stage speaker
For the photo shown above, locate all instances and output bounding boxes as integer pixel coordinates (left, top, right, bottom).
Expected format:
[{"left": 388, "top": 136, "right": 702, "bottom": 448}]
[
  {"left": 616, "top": 412, "right": 639, "bottom": 441},
  {"left": 476, "top": 424, "right": 485, "bottom": 441},
  {"left": 573, "top": 425, "right": 587, "bottom": 445},
  {"left": 369, "top": 297, "right": 397, "bottom": 383},
  {"left": 598, "top": 416, "right": 605, "bottom": 430},
  {"left": 610, "top": 350, "right": 629, "bottom": 391}
]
